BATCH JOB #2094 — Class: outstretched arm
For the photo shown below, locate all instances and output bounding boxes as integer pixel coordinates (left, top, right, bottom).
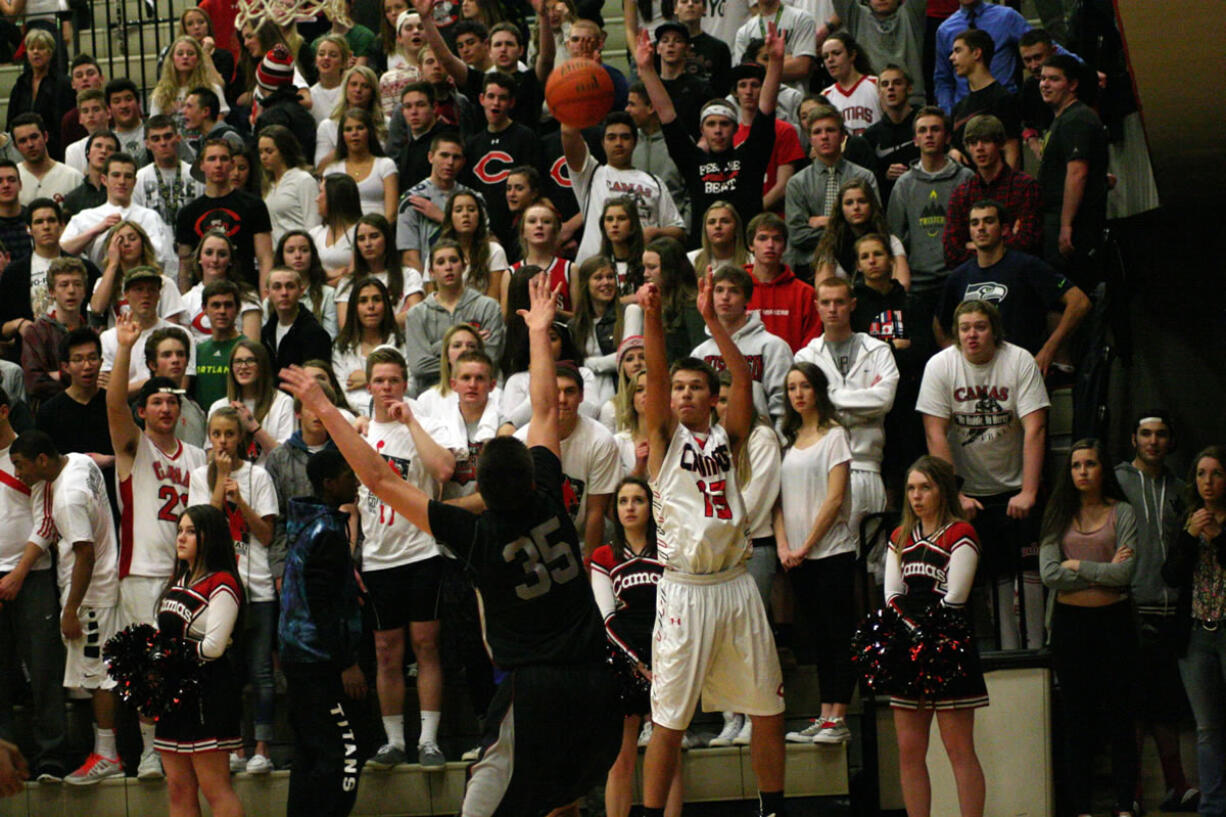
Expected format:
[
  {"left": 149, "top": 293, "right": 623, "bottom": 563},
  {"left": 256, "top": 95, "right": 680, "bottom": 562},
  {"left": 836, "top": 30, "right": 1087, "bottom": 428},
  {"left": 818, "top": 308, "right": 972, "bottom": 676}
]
[
  {"left": 639, "top": 282, "right": 672, "bottom": 479},
  {"left": 413, "top": 0, "right": 470, "bottom": 86},
  {"left": 759, "top": 22, "right": 785, "bottom": 116},
  {"left": 280, "top": 366, "right": 434, "bottom": 535},
  {"left": 520, "top": 272, "right": 562, "bottom": 458},
  {"left": 632, "top": 30, "right": 676, "bottom": 125},
  {"left": 106, "top": 313, "right": 144, "bottom": 480},
  {"left": 696, "top": 271, "right": 752, "bottom": 453},
  {"left": 532, "top": 0, "right": 555, "bottom": 82}
]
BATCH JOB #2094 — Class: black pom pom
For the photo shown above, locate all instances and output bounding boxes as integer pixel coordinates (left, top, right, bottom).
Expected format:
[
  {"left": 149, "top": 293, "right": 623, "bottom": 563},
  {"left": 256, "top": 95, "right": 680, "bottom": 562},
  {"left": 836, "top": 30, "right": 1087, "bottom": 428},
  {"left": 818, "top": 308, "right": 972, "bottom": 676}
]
[
  {"left": 605, "top": 642, "right": 651, "bottom": 714},
  {"left": 105, "top": 624, "right": 202, "bottom": 719},
  {"left": 850, "top": 607, "right": 911, "bottom": 692}
]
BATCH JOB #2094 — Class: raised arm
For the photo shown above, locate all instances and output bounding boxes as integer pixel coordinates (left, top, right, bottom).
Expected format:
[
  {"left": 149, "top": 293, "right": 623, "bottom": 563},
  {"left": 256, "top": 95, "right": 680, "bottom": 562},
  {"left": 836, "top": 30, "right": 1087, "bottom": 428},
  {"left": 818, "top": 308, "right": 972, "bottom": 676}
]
[
  {"left": 520, "top": 272, "right": 562, "bottom": 458},
  {"left": 759, "top": 23, "right": 785, "bottom": 116},
  {"left": 280, "top": 366, "right": 434, "bottom": 535},
  {"left": 632, "top": 30, "right": 676, "bottom": 125},
  {"left": 639, "top": 282, "right": 673, "bottom": 479},
  {"left": 560, "top": 123, "right": 591, "bottom": 174},
  {"left": 697, "top": 271, "right": 752, "bottom": 452},
  {"left": 106, "top": 313, "right": 144, "bottom": 479},
  {"left": 532, "top": 0, "right": 555, "bottom": 82},
  {"left": 413, "top": 0, "right": 471, "bottom": 86}
]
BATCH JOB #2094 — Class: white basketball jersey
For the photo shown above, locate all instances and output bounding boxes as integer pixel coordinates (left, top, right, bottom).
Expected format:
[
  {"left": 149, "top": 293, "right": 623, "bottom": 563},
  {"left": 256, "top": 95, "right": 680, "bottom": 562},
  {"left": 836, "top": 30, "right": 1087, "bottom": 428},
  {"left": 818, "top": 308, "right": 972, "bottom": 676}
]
[
  {"left": 117, "top": 435, "right": 207, "bottom": 580},
  {"left": 651, "top": 423, "right": 750, "bottom": 575}
]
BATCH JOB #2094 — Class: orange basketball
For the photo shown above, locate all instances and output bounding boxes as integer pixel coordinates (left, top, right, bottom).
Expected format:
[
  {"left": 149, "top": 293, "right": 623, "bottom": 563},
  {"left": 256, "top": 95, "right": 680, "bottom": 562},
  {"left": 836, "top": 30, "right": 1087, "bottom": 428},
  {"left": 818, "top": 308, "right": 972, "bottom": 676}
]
[{"left": 545, "top": 58, "right": 615, "bottom": 129}]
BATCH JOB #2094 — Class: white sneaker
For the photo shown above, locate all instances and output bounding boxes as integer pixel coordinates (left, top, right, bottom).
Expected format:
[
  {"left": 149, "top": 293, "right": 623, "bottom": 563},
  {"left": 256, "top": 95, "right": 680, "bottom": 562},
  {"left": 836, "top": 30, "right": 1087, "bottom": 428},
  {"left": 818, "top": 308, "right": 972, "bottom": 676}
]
[
  {"left": 708, "top": 712, "right": 745, "bottom": 747},
  {"left": 733, "top": 717, "right": 752, "bottom": 745},
  {"left": 136, "top": 750, "right": 163, "bottom": 780},
  {"left": 64, "top": 753, "right": 123, "bottom": 785},
  {"left": 229, "top": 752, "right": 246, "bottom": 772},
  {"left": 461, "top": 746, "right": 481, "bottom": 762},
  {"left": 637, "top": 719, "right": 653, "bottom": 748},
  {"left": 785, "top": 719, "right": 823, "bottom": 743},
  {"left": 812, "top": 718, "right": 852, "bottom": 745},
  {"left": 680, "top": 731, "right": 701, "bottom": 750},
  {"left": 245, "top": 753, "right": 274, "bottom": 774}
]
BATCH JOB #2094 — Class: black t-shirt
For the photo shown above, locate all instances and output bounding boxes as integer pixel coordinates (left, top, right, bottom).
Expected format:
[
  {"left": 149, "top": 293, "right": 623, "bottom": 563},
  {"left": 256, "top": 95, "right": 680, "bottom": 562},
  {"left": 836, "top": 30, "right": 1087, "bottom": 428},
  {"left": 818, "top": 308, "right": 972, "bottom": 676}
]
[
  {"left": 462, "top": 122, "right": 544, "bottom": 250},
  {"left": 862, "top": 110, "right": 919, "bottom": 205},
  {"left": 426, "top": 446, "right": 607, "bottom": 669},
  {"left": 687, "top": 33, "right": 732, "bottom": 96},
  {"left": 938, "top": 249, "right": 1073, "bottom": 355},
  {"left": 36, "top": 388, "right": 119, "bottom": 513},
  {"left": 951, "top": 81, "right": 1021, "bottom": 155},
  {"left": 1038, "top": 101, "right": 1108, "bottom": 224},
  {"left": 461, "top": 67, "right": 541, "bottom": 132},
  {"left": 660, "top": 73, "right": 715, "bottom": 138},
  {"left": 663, "top": 109, "right": 776, "bottom": 246},
  {"left": 175, "top": 190, "right": 273, "bottom": 289}
]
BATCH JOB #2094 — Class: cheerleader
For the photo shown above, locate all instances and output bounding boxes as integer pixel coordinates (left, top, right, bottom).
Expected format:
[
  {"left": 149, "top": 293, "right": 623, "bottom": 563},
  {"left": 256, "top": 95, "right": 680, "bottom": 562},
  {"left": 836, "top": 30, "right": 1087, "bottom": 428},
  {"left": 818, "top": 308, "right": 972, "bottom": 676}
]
[
  {"left": 155, "top": 504, "right": 246, "bottom": 817},
  {"left": 590, "top": 477, "right": 682, "bottom": 817},
  {"left": 885, "top": 456, "right": 987, "bottom": 817}
]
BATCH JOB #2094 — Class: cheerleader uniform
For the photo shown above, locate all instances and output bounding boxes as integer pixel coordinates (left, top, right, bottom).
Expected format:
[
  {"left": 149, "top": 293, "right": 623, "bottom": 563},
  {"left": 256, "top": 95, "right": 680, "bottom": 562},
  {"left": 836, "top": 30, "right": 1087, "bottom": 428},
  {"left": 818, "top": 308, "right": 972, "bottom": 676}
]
[
  {"left": 590, "top": 544, "right": 665, "bottom": 714},
  {"left": 884, "top": 520, "right": 989, "bottom": 710},
  {"left": 154, "top": 572, "right": 244, "bottom": 753}
]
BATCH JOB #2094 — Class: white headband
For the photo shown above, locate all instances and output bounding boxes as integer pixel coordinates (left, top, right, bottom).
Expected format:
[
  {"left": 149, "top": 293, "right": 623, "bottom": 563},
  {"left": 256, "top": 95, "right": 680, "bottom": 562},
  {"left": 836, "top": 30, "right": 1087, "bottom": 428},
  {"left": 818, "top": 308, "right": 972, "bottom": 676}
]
[{"left": 701, "top": 101, "right": 738, "bottom": 125}]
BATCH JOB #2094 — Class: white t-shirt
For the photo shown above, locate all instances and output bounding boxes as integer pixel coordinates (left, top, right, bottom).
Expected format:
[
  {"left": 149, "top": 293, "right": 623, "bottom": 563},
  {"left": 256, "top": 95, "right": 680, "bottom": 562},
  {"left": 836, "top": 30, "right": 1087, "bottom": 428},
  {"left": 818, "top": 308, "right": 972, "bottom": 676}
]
[
  {"left": 100, "top": 317, "right": 198, "bottom": 380},
  {"left": 323, "top": 157, "right": 398, "bottom": 216},
  {"left": 51, "top": 453, "right": 119, "bottom": 608},
  {"left": 514, "top": 415, "right": 622, "bottom": 533},
  {"left": 64, "top": 136, "right": 88, "bottom": 175},
  {"left": 310, "top": 82, "right": 344, "bottom": 125},
  {"left": 114, "top": 124, "right": 145, "bottom": 158},
  {"left": 915, "top": 343, "right": 1051, "bottom": 497},
  {"left": 180, "top": 283, "right": 263, "bottom": 344},
  {"left": 359, "top": 415, "right": 460, "bottom": 571},
  {"left": 61, "top": 201, "right": 175, "bottom": 269},
  {"left": 0, "top": 447, "right": 52, "bottom": 573},
  {"left": 780, "top": 426, "right": 855, "bottom": 560},
  {"left": 733, "top": 4, "right": 818, "bottom": 90},
  {"left": 265, "top": 167, "right": 322, "bottom": 244},
  {"left": 308, "top": 223, "right": 356, "bottom": 271},
  {"left": 18, "top": 161, "right": 83, "bottom": 206},
  {"left": 570, "top": 153, "right": 684, "bottom": 265},
  {"left": 188, "top": 461, "right": 279, "bottom": 601},
  {"left": 822, "top": 75, "right": 882, "bottom": 135},
  {"left": 702, "top": 0, "right": 751, "bottom": 47},
  {"left": 92, "top": 273, "right": 188, "bottom": 329},
  {"left": 27, "top": 253, "right": 54, "bottom": 318}
]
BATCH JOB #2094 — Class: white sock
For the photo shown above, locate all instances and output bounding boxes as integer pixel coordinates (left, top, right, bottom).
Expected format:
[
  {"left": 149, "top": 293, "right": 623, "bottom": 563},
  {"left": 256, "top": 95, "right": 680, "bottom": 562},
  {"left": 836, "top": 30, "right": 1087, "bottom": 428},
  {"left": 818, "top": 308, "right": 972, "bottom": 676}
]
[
  {"left": 722, "top": 711, "right": 736, "bottom": 725},
  {"left": 382, "top": 714, "right": 405, "bottom": 750},
  {"left": 95, "top": 726, "right": 117, "bottom": 760},
  {"left": 140, "top": 721, "right": 156, "bottom": 754},
  {"left": 420, "top": 710, "right": 441, "bottom": 745}
]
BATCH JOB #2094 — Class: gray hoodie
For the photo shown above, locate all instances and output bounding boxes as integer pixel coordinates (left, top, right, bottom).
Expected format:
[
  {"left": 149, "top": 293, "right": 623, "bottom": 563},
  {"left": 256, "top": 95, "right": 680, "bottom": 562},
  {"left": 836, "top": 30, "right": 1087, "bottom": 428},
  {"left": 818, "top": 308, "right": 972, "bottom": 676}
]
[
  {"left": 1115, "top": 461, "right": 1186, "bottom": 609},
  {"left": 404, "top": 288, "right": 505, "bottom": 381},
  {"left": 886, "top": 157, "right": 974, "bottom": 292}
]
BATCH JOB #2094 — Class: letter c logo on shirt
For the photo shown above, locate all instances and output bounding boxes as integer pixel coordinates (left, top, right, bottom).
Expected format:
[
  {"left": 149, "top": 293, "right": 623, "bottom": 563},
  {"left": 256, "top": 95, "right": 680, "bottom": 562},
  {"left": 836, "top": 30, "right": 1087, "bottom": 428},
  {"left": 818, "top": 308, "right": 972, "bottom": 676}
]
[
  {"left": 473, "top": 151, "right": 515, "bottom": 184},
  {"left": 549, "top": 156, "right": 572, "bottom": 189}
]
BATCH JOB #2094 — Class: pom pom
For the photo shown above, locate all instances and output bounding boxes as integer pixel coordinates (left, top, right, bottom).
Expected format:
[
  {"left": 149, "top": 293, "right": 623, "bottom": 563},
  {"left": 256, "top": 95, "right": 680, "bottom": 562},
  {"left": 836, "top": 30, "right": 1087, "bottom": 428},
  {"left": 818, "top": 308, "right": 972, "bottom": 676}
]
[
  {"left": 850, "top": 607, "right": 911, "bottom": 692},
  {"left": 104, "top": 624, "right": 202, "bottom": 719},
  {"left": 605, "top": 642, "right": 651, "bottom": 715},
  {"left": 907, "top": 605, "right": 976, "bottom": 699}
]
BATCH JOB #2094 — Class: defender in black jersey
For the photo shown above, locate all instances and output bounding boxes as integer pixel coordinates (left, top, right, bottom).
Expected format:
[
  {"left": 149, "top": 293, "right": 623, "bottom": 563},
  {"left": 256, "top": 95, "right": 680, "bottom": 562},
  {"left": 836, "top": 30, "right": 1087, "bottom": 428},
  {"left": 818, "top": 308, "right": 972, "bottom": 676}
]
[{"left": 280, "top": 272, "right": 620, "bottom": 817}]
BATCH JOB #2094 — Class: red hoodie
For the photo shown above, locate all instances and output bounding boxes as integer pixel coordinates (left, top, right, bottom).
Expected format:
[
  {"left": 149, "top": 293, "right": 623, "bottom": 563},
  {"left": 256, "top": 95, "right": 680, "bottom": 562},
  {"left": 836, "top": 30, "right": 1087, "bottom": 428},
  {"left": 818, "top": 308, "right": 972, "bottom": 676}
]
[{"left": 746, "top": 264, "right": 822, "bottom": 353}]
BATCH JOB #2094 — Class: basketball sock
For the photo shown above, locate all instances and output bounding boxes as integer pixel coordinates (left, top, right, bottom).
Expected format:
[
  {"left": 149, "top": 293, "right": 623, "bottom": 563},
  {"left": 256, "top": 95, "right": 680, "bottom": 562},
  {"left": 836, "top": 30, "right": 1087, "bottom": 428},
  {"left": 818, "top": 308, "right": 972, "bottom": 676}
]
[
  {"left": 760, "top": 790, "right": 786, "bottom": 817},
  {"left": 140, "top": 721, "right": 156, "bottom": 754},
  {"left": 420, "top": 710, "right": 441, "bottom": 745},
  {"left": 382, "top": 714, "right": 406, "bottom": 750},
  {"left": 95, "top": 726, "right": 118, "bottom": 760}
]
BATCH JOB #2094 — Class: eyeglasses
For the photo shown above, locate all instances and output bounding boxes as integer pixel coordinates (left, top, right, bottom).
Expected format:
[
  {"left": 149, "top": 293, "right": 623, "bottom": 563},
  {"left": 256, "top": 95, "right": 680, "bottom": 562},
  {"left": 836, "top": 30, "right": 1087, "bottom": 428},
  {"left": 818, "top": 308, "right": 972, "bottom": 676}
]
[
  {"left": 69, "top": 354, "right": 101, "bottom": 364},
  {"left": 231, "top": 357, "right": 259, "bottom": 369}
]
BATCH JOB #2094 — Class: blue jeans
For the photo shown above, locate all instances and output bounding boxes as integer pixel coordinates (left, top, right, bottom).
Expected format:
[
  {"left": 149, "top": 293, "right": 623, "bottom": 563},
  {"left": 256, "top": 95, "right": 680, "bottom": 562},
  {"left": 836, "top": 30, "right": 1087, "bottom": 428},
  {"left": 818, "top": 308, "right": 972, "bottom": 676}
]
[
  {"left": 1179, "top": 625, "right": 1226, "bottom": 817},
  {"left": 240, "top": 600, "right": 278, "bottom": 743}
]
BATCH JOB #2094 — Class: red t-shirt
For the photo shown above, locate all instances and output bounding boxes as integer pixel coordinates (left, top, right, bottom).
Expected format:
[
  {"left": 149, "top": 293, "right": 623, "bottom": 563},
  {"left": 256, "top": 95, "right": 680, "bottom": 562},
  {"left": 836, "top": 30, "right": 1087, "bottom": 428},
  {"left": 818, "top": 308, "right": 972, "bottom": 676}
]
[{"left": 735, "top": 118, "right": 805, "bottom": 207}]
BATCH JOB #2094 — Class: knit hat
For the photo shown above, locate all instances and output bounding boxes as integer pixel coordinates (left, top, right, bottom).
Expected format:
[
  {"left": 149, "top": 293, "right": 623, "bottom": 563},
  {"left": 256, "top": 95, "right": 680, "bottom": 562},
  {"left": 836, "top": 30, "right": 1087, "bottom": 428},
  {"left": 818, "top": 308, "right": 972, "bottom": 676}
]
[
  {"left": 256, "top": 44, "right": 295, "bottom": 98},
  {"left": 617, "top": 335, "right": 645, "bottom": 368}
]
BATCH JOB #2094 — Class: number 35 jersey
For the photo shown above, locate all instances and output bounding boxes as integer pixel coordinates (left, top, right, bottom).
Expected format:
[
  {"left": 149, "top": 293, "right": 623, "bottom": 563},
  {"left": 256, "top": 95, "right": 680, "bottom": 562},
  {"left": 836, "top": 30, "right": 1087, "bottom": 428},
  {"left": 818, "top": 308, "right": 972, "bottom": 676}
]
[
  {"left": 652, "top": 423, "right": 750, "bottom": 575},
  {"left": 427, "top": 446, "right": 606, "bottom": 669}
]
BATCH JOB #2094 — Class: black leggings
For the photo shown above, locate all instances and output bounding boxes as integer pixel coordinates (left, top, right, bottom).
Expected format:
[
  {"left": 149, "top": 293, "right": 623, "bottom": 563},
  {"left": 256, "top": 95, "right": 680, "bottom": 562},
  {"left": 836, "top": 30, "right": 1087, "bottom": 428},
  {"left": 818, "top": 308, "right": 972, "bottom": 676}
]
[
  {"left": 789, "top": 552, "right": 857, "bottom": 705},
  {"left": 1050, "top": 601, "right": 1138, "bottom": 814}
]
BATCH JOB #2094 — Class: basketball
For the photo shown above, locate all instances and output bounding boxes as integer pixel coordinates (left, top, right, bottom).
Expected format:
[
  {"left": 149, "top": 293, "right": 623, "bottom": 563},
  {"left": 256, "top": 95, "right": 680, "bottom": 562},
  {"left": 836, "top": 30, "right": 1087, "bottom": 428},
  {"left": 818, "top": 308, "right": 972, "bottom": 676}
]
[{"left": 545, "top": 58, "right": 615, "bottom": 129}]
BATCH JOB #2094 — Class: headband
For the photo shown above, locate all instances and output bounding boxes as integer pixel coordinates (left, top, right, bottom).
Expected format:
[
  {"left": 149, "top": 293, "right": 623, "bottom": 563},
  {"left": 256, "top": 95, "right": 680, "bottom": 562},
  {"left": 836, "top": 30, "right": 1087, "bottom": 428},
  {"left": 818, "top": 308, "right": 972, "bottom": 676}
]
[{"left": 700, "top": 101, "right": 738, "bottom": 125}]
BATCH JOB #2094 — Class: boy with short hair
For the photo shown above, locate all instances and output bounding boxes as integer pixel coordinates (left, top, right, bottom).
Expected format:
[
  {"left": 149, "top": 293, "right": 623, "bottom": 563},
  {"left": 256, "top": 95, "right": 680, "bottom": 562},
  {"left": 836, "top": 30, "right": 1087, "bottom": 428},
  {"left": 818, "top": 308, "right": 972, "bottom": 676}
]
[
  {"left": 21, "top": 257, "right": 91, "bottom": 406},
  {"left": 261, "top": 267, "right": 332, "bottom": 372},
  {"left": 193, "top": 280, "right": 243, "bottom": 410},
  {"left": 744, "top": 213, "right": 821, "bottom": 353}
]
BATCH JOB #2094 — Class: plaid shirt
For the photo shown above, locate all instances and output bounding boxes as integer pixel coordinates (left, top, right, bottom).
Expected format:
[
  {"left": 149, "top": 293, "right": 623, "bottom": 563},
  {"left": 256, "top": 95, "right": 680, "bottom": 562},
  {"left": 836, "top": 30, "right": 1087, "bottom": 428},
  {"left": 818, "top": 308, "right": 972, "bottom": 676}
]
[{"left": 942, "top": 164, "right": 1043, "bottom": 268}]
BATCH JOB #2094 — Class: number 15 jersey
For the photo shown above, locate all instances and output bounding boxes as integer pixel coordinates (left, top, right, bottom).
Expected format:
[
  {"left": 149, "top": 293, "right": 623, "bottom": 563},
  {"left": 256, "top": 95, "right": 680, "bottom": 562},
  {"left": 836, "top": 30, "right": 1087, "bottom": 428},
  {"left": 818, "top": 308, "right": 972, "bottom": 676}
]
[{"left": 652, "top": 423, "right": 750, "bottom": 575}]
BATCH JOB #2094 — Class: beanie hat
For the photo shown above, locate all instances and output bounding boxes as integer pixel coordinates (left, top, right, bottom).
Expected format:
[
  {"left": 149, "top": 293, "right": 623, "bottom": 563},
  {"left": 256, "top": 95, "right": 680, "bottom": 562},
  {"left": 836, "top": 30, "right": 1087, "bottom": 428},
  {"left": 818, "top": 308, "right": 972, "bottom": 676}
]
[
  {"left": 617, "top": 334, "right": 645, "bottom": 368},
  {"left": 256, "top": 44, "right": 295, "bottom": 98}
]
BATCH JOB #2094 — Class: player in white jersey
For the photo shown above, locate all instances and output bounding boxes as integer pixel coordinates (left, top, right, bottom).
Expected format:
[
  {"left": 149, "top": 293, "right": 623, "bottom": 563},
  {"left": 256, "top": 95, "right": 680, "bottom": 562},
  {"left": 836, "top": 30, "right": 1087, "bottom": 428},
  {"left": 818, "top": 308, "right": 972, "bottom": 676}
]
[
  {"left": 11, "top": 434, "right": 123, "bottom": 785},
  {"left": 639, "top": 273, "right": 788, "bottom": 817},
  {"left": 357, "top": 347, "right": 460, "bottom": 771},
  {"left": 105, "top": 312, "right": 207, "bottom": 779}
]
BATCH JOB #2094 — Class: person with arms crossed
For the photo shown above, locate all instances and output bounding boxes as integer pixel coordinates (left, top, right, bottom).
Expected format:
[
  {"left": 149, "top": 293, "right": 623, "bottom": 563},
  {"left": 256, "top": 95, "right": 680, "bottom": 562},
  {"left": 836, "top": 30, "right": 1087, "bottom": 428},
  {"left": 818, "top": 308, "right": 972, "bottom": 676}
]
[
  {"left": 105, "top": 310, "right": 208, "bottom": 778},
  {"left": 639, "top": 268, "right": 789, "bottom": 817},
  {"left": 917, "top": 298, "right": 1049, "bottom": 650},
  {"left": 278, "top": 270, "right": 623, "bottom": 817},
  {"left": 10, "top": 431, "right": 122, "bottom": 785}
]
